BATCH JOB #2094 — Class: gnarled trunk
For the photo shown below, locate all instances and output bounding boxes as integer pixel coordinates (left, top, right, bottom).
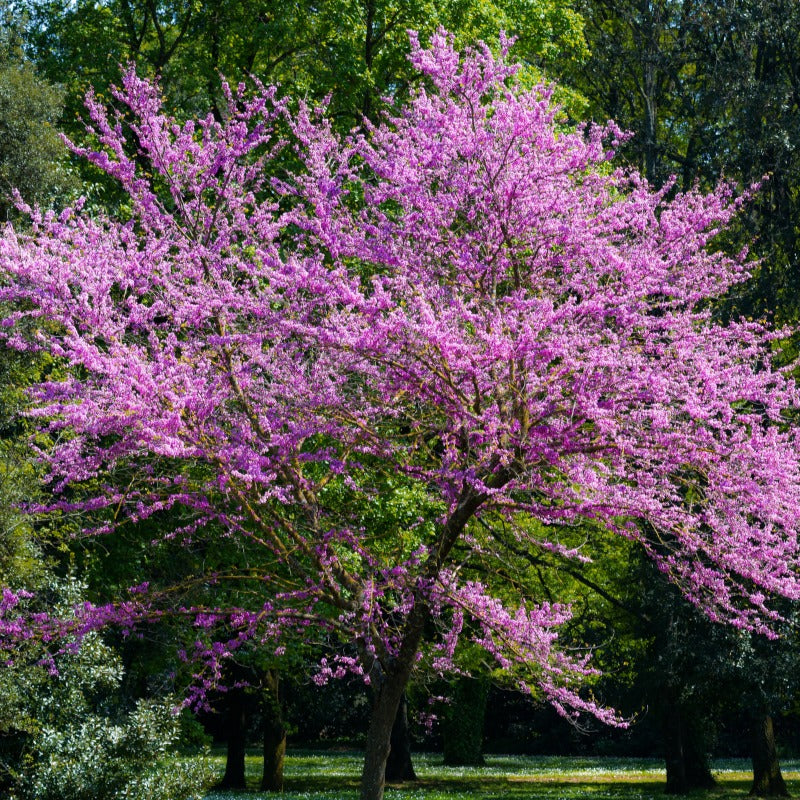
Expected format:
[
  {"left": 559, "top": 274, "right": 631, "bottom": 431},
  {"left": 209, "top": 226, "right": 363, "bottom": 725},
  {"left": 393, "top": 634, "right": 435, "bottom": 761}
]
[
  {"left": 360, "top": 604, "right": 428, "bottom": 800},
  {"left": 750, "top": 714, "right": 788, "bottom": 797}
]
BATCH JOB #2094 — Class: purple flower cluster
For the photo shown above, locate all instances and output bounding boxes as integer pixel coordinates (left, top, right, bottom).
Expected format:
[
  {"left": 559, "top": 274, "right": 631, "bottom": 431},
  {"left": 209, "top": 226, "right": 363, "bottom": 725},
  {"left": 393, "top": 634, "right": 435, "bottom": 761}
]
[{"left": 1, "top": 30, "right": 799, "bottom": 722}]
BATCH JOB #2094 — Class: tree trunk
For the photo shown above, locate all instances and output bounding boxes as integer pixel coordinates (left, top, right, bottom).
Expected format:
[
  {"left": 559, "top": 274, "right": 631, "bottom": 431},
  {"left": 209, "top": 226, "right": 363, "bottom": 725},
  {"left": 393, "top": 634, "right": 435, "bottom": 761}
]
[
  {"left": 217, "top": 686, "right": 248, "bottom": 790},
  {"left": 663, "top": 700, "right": 687, "bottom": 794},
  {"left": 260, "top": 669, "right": 287, "bottom": 792},
  {"left": 362, "top": 0, "right": 376, "bottom": 120},
  {"left": 663, "top": 699, "right": 715, "bottom": 794},
  {"left": 750, "top": 714, "right": 789, "bottom": 797},
  {"left": 385, "top": 691, "right": 417, "bottom": 782},
  {"left": 360, "top": 603, "right": 428, "bottom": 800},
  {"left": 684, "top": 731, "right": 716, "bottom": 791},
  {"left": 360, "top": 485, "right": 490, "bottom": 800},
  {"left": 361, "top": 674, "right": 406, "bottom": 800}
]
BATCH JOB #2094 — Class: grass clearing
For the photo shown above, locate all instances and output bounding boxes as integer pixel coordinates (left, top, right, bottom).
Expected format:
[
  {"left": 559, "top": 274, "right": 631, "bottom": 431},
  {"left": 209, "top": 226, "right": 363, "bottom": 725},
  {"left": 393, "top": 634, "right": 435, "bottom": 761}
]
[{"left": 203, "top": 751, "right": 800, "bottom": 800}]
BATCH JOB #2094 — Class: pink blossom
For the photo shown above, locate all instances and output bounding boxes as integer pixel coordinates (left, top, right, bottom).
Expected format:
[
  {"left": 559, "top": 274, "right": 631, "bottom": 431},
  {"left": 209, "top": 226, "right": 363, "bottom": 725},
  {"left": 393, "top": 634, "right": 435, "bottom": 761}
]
[{"left": 1, "top": 31, "right": 799, "bottom": 729}]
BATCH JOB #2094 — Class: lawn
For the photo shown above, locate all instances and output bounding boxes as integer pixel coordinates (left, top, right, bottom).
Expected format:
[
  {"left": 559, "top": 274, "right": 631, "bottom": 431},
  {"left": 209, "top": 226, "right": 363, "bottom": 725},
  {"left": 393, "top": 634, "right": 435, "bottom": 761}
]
[{"left": 203, "top": 751, "right": 800, "bottom": 800}]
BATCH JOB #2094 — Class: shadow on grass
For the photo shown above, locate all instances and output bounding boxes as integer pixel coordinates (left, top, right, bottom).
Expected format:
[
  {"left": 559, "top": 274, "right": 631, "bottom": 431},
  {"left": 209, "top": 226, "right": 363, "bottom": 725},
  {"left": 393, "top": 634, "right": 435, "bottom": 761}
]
[
  {"left": 282, "top": 775, "right": 754, "bottom": 799},
  {"left": 207, "top": 780, "right": 757, "bottom": 800},
  {"left": 203, "top": 751, "right": 799, "bottom": 800}
]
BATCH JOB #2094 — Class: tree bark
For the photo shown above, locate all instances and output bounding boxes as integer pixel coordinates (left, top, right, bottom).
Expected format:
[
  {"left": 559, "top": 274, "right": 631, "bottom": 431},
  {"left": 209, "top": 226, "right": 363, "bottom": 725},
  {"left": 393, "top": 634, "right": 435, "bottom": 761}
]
[
  {"left": 361, "top": 675, "right": 406, "bottom": 800},
  {"left": 750, "top": 714, "right": 789, "bottom": 797},
  {"left": 663, "top": 700, "right": 687, "bottom": 794},
  {"left": 663, "top": 699, "right": 715, "bottom": 794},
  {"left": 260, "top": 669, "right": 287, "bottom": 792},
  {"left": 385, "top": 691, "right": 417, "bottom": 782},
  {"left": 360, "top": 485, "right": 492, "bottom": 800},
  {"left": 217, "top": 686, "right": 248, "bottom": 790},
  {"left": 360, "top": 603, "right": 427, "bottom": 800}
]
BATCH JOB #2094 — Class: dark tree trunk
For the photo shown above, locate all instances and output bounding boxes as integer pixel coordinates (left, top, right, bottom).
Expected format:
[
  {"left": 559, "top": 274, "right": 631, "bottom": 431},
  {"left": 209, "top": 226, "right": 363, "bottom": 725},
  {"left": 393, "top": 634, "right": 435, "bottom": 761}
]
[
  {"left": 443, "top": 677, "right": 488, "bottom": 766},
  {"left": 684, "top": 733, "right": 716, "bottom": 790},
  {"left": 385, "top": 691, "right": 417, "bottom": 782},
  {"left": 750, "top": 714, "right": 789, "bottom": 797},
  {"left": 663, "top": 701, "right": 687, "bottom": 794},
  {"left": 360, "top": 603, "right": 428, "bottom": 800},
  {"left": 217, "top": 686, "right": 248, "bottom": 790},
  {"left": 361, "top": 673, "right": 406, "bottom": 800},
  {"left": 362, "top": 0, "right": 376, "bottom": 120},
  {"left": 360, "top": 485, "right": 491, "bottom": 800},
  {"left": 663, "top": 699, "right": 715, "bottom": 794},
  {"left": 260, "top": 669, "right": 287, "bottom": 792}
]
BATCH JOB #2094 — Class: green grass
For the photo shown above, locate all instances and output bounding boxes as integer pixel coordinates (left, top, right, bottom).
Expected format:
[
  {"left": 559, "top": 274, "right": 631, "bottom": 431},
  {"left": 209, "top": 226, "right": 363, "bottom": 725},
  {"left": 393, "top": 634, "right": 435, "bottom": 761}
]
[{"left": 203, "top": 750, "right": 800, "bottom": 799}]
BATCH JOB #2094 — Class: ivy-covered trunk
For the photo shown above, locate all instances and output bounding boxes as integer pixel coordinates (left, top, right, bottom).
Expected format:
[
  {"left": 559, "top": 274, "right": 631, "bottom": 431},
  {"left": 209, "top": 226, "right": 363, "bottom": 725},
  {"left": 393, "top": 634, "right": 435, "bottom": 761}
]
[
  {"left": 750, "top": 714, "right": 788, "bottom": 797},
  {"left": 443, "top": 677, "right": 488, "bottom": 766}
]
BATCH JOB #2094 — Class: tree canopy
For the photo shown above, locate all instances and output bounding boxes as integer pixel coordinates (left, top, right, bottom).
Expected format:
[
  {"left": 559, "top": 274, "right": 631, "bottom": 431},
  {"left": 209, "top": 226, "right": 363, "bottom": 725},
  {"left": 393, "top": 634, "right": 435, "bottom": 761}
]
[
  {"left": 0, "top": 10, "right": 75, "bottom": 220},
  {"left": 2, "top": 31, "right": 800, "bottom": 800},
  {"left": 20, "top": 0, "right": 586, "bottom": 127}
]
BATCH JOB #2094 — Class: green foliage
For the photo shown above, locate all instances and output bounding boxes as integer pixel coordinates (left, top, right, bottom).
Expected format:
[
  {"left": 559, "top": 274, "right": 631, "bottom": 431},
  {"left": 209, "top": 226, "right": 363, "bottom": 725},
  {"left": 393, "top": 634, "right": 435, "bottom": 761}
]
[
  {"left": 442, "top": 678, "right": 489, "bottom": 767},
  {"left": 16, "top": 697, "right": 212, "bottom": 800},
  {"left": 0, "top": 344, "right": 58, "bottom": 589},
  {"left": 19, "top": 0, "right": 587, "bottom": 133},
  {"left": 0, "top": 580, "right": 215, "bottom": 800},
  {"left": 0, "top": 12, "right": 76, "bottom": 220}
]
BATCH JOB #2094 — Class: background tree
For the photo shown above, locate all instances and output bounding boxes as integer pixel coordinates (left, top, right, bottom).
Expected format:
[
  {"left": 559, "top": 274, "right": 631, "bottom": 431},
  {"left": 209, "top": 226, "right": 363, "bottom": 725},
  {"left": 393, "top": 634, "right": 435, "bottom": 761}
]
[
  {"left": 561, "top": 0, "right": 709, "bottom": 187},
  {"left": 690, "top": 0, "right": 800, "bottom": 325},
  {"left": 0, "top": 10, "right": 76, "bottom": 221},
  {"left": 564, "top": 1, "right": 800, "bottom": 327},
  {"left": 19, "top": 0, "right": 587, "bottom": 129}
]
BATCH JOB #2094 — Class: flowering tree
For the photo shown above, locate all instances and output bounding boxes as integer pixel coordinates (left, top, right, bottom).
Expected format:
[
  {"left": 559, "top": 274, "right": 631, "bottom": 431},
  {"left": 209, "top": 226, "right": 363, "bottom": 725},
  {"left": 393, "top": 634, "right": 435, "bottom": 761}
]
[{"left": 2, "top": 31, "right": 800, "bottom": 800}]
